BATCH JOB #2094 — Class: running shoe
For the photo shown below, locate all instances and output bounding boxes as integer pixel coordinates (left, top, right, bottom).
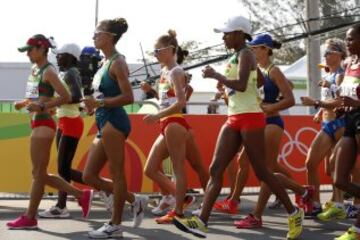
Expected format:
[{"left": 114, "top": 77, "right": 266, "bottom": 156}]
[
  {"left": 335, "top": 227, "right": 360, "bottom": 240},
  {"left": 155, "top": 209, "right": 177, "bottom": 224},
  {"left": 287, "top": 208, "right": 304, "bottom": 240},
  {"left": 322, "top": 201, "right": 335, "bottom": 212},
  {"left": 268, "top": 197, "right": 283, "bottom": 209},
  {"left": 214, "top": 198, "right": 238, "bottom": 214},
  {"left": 131, "top": 194, "right": 148, "bottom": 228},
  {"left": 78, "top": 189, "right": 94, "bottom": 218},
  {"left": 99, "top": 191, "right": 113, "bottom": 212},
  {"left": 317, "top": 205, "right": 346, "bottom": 221},
  {"left": 7, "top": 215, "right": 38, "bottom": 230},
  {"left": 88, "top": 222, "right": 123, "bottom": 239},
  {"left": 345, "top": 204, "right": 359, "bottom": 219},
  {"left": 151, "top": 195, "right": 176, "bottom": 216},
  {"left": 173, "top": 215, "right": 207, "bottom": 238},
  {"left": 234, "top": 214, "right": 262, "bottom": 229},
  {"left": 38, "top": 206, "right": 70, "bottom": 218}
]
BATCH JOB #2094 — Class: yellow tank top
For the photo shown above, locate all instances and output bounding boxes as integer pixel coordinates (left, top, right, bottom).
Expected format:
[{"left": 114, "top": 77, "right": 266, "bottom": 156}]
[
  {"left": 56, "top": 68, "right": 81, "bottom": 118},
  {"left": 224, "top": 52, "right": 262, "bottom": 115}
]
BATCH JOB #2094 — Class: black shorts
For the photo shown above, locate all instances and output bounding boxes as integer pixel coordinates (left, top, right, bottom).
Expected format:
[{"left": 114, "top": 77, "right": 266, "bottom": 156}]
[{"left": 343, "top": 109, "right": 360, "bottom": 138}]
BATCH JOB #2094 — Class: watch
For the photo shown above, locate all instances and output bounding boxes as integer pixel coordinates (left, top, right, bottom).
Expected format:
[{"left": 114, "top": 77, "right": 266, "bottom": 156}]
[{"left": 314, "top": 100, "right": 321, "bottom": 109}]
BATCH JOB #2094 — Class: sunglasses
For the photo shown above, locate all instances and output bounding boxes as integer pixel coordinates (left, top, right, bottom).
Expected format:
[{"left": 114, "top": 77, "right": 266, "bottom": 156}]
[
  {"left": 323, "top": 50, "right": 341, "bottom": 57},
  {"left": 93, "top": 30, "right": 117, "bottom": 38},
  {"left": 154, "top": 46, "right": 174, "bottom": 54}
]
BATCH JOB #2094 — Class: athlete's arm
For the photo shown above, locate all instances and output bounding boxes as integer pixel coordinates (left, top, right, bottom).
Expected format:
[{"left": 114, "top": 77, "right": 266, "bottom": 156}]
[{"left": 64, "top": 69, "right": 82, "bottom": 104}]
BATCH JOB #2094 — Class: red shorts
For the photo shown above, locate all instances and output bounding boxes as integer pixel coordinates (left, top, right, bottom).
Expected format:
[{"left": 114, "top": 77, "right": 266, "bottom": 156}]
[
  {"left": 159, "top": 117, "right": 191, "bottom": 136},
  {"left": 226, "top": 112, "right": 266, "bottom": 131},
  {"left": 31, "top": 119, "right": 56, "bottom": 131},
  {"left": 58, "top": 116, "right": 84, "bottom": 138}
]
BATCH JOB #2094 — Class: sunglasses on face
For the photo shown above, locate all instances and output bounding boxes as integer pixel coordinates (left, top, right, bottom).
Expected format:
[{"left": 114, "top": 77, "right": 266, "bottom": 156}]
[
  {"left": 93, "top": 30, "right": 117, "bottom": 38},
  {"left": 323, "top": 50, "right": 341, "bottom": 57},
  {"left": 154, "top": 46, "right": 174, "bottom": 54}
]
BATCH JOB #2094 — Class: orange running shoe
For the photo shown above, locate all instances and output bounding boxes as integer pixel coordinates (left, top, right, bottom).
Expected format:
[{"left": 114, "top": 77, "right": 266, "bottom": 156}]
[
  {"left": 214, "top": 198, "right": 238, "bottom": 215},
  {"left": 155, "top": 209, "right": 177, "bottom": 224}
]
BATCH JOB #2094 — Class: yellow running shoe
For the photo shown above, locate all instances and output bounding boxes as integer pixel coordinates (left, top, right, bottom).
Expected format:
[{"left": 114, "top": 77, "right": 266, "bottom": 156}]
[
  {"left": 322, "top": 201, "right": 334, "bottom": 211},
  {"left": 317, "top": 205, "right": 346, "bottom": 221},
  {"left": 173, "top": 215, "right": 207, "bottom": 238},
  {"left": 335, "top": 227, "right": 360, "bottom": 240},
  {"left": 287, "top": 208, "right": 304, "bottom": 240}
]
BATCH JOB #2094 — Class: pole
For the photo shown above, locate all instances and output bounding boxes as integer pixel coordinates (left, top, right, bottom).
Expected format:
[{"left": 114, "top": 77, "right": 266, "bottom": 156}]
[
  {"left": 95, "top": 0, "right": 99, "bottom": 27},
  {"left": 305, "top": 0, "right": 321, "bottom": 114}
]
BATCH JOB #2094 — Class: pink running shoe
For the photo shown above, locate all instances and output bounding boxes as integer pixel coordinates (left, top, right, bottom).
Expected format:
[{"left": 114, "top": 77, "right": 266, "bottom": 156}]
[
  {"left": 234, "top": 214, "right": 262, "bottom": 229},
  {"left": 78, "top": 189, "right": 94, "bottom": 218},
  {"left": 7, "top": 215, "right": 38, "bottom": 229}
]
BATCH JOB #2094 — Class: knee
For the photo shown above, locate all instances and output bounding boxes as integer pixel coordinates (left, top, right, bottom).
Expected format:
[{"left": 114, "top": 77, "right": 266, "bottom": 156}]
[
  {"left": 144, "top": 165, "right": 157, "bottom": 179},
  {"left": 82, "top": 171, "right": 95, "bottom": 185},
  {"left": 253, "top": 167, "right": 269, "bottom": 182},
  {"left": 209, "top": 164, "right": 223, "bottom": 182},
  {"left": 305, "top": 159, "right": 317, "bottom": 173}
]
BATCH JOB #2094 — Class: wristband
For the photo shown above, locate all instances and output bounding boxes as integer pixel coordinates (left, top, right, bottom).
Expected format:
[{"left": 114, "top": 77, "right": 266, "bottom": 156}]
[{"left": 314, "top": 100, "right": 321, "bottom": 109}]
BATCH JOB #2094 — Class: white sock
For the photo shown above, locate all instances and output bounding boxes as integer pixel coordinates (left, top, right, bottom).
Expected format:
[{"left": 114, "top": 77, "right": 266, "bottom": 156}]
[
  {"left": 302, "top": 189, "right": 308, "bottom": 198},
  {"left": 334, "top": 202, "right": 344, "bottom": 209}
]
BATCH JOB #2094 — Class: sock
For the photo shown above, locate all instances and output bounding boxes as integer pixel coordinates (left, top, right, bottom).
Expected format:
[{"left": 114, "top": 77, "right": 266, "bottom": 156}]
[
  {"left": 302, "top": 189, "right": 308, "bottom": 198},
  {"left": 289, "top": 208, "right": 298, "bottom": 217},
  {"left": 334, "top": 202, "right": 344, "bottom": 209}
]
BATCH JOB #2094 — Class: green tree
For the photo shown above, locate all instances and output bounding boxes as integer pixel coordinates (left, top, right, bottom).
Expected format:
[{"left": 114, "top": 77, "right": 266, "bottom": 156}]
[{"left": 239, "top": 0, "right": 357, "bottom": 64}]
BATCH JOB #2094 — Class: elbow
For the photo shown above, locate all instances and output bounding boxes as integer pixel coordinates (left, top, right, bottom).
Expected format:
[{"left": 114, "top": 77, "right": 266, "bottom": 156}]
[
  {"left": 178, "top": 99, "right": 187, "bottom": 110},
  {"left": 288, "top": 97, "right": 295, "bottom": 107},
  {"left": 238, "top": 85, "right": 247, "bottom": 92},
  {"left": 125, "top": 94, "right": 134, "bottom": 105}
]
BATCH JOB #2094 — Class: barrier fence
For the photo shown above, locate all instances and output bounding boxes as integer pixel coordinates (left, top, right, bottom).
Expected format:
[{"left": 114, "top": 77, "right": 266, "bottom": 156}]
[{"left": 0, "top": 100, "right": 332, "bottom": 197}]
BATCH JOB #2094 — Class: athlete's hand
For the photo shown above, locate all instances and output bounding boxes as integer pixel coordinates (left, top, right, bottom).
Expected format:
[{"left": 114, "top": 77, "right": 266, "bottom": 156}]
[
  {"left": 318, "top": 79, "right": 330, "bottom": 88},
  {"left": 26, "top": 102, "right": 42, "bottom": 112},
  {"left": 82, "top": 96, "right": 97, "bottom": 111},
  {"left": 14, "top": 99, "right": 29, "bottom": 110},
  {"left": 300, "top": 96, "right": 316, "bottom": 106},
  {"left": 143, "top": 114, "right": 159, "bottom": 124},
  {"left": 202, "top": 65, "right": 217, "bottom": 79},
  {"left": 313, "top": 113, "right": 322, "bottom": 123},
  {"left": 140, "top": 81, "right": 152, "bottom": 93},
  {"left": 260, "top": 102, "right": 276, "bottom": 115}
]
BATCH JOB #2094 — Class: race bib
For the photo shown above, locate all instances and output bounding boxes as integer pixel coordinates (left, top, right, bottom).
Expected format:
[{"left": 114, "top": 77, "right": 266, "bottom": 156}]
[{"left": 25, "top": 81, "right": 39, "bottom": 99}]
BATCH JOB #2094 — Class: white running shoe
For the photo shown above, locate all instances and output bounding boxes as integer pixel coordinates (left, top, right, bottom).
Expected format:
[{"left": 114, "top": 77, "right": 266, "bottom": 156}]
[
  {"left": 131, "top": 195, "right": 149, "bottom": 228},
  {"left": 151, "top": 195, "right": 176, "bottom": 216},
  {"left": 99, "top": 191, "right": 114, "bottom": 212},
  {"left": 38, "top": 206, "right": 70, "bottom": 218},
  {"left": 88, "top": 222, "right": 123, "bottom": 239}
]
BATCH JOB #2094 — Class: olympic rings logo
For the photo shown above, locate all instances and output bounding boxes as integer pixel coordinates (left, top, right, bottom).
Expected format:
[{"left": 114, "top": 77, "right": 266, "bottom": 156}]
[{"left": 279, "top": 127, "right": 318, "bottom": 172}]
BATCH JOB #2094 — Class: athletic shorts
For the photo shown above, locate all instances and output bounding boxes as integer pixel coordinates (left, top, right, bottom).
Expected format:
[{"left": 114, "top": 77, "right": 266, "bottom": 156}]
[
  {"left": 266, "top": 115, "right": 284, "bottom": 129},
  {"left": 226, "top": 112, "right": 266, "bottom": 131},
  {"left": 95, "top": 107, "right": 131, "bottom": 139},
  {"left": 31, "top": 113, "right": 56, "bottom": 131},
  {"left": 322, "top": 117, "right": 345, "bottom": 140},
  {"left": 343, "top": 109, "right": 360, "bottom": 138},
  {"left": 58, "top": 116, "right": 84, "bottom": 138},
  {"left": 159, "top": 116, "right": 191, "bottom": 136}
]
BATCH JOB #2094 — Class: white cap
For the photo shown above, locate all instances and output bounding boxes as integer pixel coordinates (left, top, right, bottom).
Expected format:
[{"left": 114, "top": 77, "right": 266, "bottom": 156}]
[
  {"left": 214, "top": 16, "right": 252, "bottom": 38},
  {"left": 54, "top": 43, "right": 81, "bottom": 60}
]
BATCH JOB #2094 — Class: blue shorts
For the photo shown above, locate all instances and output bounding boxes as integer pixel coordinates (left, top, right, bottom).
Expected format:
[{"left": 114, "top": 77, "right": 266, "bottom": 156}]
[
  {"left": 95, "top": 107, "right": 131, "bottom": 139},
  {"left": 322, "top": 117, "right": 345, "bottom": 140},
  {"left": 266, "top": 116, "right": 284, "bottom": 129}
]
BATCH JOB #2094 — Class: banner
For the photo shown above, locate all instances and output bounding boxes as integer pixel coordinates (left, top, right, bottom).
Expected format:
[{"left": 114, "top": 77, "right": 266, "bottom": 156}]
[{"left": 0, "top": 113, "right": 330, "bottom": 193}]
